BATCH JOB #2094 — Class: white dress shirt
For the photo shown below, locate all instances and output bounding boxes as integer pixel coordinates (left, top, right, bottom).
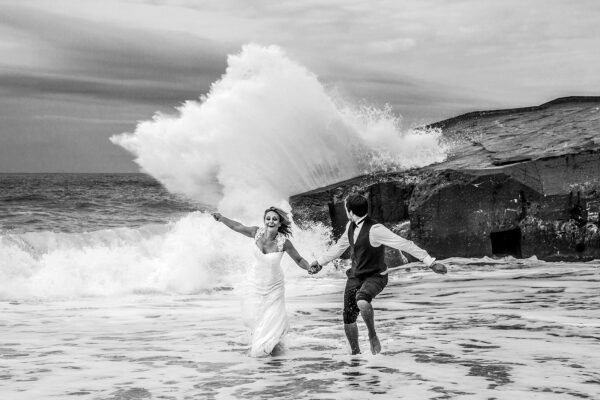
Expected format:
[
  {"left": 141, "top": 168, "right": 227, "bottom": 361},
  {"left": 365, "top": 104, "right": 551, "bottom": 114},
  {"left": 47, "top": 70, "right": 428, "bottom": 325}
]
[{"left": 317, "top": 216, "right": 436, "bottom": 270}]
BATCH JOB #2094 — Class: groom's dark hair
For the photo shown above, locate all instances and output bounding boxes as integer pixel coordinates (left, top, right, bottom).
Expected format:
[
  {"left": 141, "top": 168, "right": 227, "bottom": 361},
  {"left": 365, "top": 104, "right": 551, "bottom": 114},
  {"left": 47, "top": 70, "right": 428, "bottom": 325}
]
[{"left": 345, "top": 194, "right": 369, "bottom": 217}]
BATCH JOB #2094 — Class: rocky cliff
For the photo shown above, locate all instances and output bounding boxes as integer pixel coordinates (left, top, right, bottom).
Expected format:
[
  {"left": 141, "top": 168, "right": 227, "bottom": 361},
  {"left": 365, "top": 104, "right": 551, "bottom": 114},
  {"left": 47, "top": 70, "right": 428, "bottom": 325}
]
[{"left": 290, "top": 97, "right": 600, "bottom": 263}]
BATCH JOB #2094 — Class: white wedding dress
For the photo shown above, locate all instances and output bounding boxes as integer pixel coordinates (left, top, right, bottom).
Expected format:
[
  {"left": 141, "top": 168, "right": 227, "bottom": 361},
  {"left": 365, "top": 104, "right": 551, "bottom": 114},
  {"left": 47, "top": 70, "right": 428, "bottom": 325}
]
[{"left": 242, "top": 227, "right": 289, "bottom": 357}]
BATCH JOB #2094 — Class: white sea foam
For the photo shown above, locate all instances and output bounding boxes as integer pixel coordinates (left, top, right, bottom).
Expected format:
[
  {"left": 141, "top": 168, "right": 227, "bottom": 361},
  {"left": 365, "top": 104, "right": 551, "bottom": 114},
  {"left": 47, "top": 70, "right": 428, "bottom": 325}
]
[
  {"left": 2, "top": 262, "right": 599, "bottom": 399},
  {"left": 0, "top": 214, "right": 243, "bottom": 299},
  {"left": 0, "top": 213, "right": 336, "bottom": 300}
]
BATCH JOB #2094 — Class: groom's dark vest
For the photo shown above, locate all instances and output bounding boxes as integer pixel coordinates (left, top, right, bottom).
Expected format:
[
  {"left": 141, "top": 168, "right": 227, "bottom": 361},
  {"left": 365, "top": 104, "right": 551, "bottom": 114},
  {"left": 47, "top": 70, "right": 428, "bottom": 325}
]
[{"left": 348, "top": 217, "right": 386, "bottom": 279}]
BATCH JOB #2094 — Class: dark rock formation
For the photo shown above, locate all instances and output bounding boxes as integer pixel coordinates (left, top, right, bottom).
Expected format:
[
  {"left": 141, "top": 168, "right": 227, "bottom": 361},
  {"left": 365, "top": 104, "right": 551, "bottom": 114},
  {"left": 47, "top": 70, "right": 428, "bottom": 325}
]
[{"left": 290, "top": 97, "right": 600, "bottom": 263}]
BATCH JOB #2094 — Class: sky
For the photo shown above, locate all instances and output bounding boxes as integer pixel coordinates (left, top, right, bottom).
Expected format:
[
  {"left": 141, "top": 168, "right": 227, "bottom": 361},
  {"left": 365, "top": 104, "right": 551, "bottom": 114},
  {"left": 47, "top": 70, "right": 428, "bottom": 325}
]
[{"left": 0, "top": 0, "right": 599, "bottom": 172}]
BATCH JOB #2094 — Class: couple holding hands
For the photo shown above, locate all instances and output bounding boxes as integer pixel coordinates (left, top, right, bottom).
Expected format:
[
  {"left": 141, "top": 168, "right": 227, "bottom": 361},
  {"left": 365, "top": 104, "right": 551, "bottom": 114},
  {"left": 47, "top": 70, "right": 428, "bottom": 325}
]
[{"left": 212, "top": 193, "right": 447, "bottom": 357}]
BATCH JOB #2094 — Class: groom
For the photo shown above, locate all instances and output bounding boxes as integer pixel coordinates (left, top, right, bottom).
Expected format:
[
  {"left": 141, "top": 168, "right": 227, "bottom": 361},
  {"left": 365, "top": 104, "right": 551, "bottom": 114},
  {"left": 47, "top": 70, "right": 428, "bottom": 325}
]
[{"left": 310, "top": 193, "right": 447, "bottom": 355}]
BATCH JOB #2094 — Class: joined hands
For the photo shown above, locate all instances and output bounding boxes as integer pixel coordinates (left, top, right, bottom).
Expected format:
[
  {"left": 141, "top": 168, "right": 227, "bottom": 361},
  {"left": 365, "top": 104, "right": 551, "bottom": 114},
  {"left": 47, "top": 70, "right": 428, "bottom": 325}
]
[{"left": 308, "top": 260, "right": 322, "bottom": 275}]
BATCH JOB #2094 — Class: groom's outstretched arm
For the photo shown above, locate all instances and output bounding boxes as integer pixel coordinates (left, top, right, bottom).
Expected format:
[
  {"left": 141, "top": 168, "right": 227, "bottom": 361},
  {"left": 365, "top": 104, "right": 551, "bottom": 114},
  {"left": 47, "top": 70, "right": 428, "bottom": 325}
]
[
  {"left": 370, "top": 224, "right": 438, "bottom": 268},
  {"left": 371, "top": 224, "right": 447, "bottom": 274},
  {"left": 315, "top": 223, "right": 351, "bottom": 267}
]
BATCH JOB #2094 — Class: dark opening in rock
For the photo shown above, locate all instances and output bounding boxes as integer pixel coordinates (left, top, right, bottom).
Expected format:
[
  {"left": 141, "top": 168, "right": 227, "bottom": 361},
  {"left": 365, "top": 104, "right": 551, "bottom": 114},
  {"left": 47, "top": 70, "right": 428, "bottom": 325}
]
[
  {"left": 490, "top": 228, "right": 522, "bottom": 258},
  {"left": 575, "top": 242, "right": 586, "bottom": 252}
]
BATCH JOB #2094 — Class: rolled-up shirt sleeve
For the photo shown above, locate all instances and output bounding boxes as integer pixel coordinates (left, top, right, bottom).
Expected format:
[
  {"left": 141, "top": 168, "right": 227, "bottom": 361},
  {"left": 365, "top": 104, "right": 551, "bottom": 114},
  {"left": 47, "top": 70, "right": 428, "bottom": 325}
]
[
  {"left": 370, "top": 224, "right": 436, "bottom": 267},
  {"left": 317, "top": 223, "right": 351, "bottom": 266}
]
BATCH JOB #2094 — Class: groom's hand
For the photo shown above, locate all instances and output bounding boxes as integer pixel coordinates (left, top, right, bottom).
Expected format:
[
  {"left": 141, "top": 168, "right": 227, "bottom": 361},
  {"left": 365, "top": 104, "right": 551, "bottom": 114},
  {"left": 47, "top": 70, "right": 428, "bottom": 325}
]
[
  {"left": 430, "top": 262, "right": 447, "bottom": 275},
  {"left": 308, "top": 261, "right": 322, "bottom": 275}
]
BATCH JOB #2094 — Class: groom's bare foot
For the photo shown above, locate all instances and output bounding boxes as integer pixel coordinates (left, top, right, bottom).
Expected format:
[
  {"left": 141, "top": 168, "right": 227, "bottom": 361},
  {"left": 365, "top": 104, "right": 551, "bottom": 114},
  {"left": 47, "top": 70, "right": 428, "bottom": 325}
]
[{"left": 369, "top": 335, "right": 381, "bottom": 354}]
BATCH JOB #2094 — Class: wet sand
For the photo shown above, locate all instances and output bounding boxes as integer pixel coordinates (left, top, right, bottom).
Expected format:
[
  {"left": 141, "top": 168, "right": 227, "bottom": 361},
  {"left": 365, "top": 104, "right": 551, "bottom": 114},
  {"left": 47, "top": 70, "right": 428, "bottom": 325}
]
[{"left": 1, "top": 259, "right": 599, "bottom": 399}]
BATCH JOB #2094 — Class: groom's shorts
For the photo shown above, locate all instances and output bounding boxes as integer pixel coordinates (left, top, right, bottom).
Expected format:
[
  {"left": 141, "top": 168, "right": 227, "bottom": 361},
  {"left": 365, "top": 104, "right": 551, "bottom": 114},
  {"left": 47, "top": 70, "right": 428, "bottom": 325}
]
[{"left": 343, "top": 273, "right": 388, "bottom": 324}]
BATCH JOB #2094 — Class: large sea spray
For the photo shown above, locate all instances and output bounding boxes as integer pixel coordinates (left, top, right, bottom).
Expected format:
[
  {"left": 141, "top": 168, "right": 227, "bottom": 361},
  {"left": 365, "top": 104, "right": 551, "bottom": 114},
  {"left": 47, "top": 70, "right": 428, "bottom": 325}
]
[
  {"left": 111, "top": 44, "right": 446, "bottom": 217},
  {"left": 1, "top": 44, "right": 447, "bottom": 299}
]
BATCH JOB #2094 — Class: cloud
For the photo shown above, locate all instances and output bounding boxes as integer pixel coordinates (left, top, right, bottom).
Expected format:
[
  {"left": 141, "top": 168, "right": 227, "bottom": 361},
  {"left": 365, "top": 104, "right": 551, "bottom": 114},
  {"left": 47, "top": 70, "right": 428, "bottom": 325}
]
[
  {"left": 4, "top": 0, "right": 599, "bottom": 110},
  {"left": 366, "top": 38, "right": 417, "bottom": 54},
  {"left": 0, "top": 4, "right": 229, "bottom": 104},
  {"left": 0, "top": 70, "right": 207, "bottom": 104},
  {"left": 1, "top": 0, "right": 599, "bottom": 172},
  {"left": 32, "top": 115, "right": 133, "bottom": 124}
]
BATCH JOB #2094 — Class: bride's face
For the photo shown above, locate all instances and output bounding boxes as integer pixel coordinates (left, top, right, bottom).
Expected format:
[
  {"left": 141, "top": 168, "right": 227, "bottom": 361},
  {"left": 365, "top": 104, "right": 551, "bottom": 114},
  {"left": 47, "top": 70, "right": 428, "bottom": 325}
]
[{"left": 264, "top": 211, "right": 281, "bottom": 230}]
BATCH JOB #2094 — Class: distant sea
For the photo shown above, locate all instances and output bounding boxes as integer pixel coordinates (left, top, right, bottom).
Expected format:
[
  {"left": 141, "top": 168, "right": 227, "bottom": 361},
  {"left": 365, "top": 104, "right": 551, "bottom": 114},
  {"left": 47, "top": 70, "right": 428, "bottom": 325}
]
[{"left": 0, "top": 173, "right": 198, "bottom": 233}]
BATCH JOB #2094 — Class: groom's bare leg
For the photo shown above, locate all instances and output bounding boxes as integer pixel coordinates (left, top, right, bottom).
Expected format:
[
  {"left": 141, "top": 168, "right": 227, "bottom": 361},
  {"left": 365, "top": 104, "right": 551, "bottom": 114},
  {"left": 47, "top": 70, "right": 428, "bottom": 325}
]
[
  {"left": 343, "top": 277, "right": 362, "bottom": 355},
  {"left": 357, "top": 299, "right": 381, "bottom": 354},
  {"left": 344, "top": 323, "right": 361, "bottom": 355}
]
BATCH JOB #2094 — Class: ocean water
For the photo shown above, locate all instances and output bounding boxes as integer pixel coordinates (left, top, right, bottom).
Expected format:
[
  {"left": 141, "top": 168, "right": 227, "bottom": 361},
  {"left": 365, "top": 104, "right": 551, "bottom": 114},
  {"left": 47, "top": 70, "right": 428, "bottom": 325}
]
[
  {"left": 2, "top": 44, "right": 599, "bottom": 399},
  {"left": 0, "top": 173, "right": 197, "bottom": 234},
  {"left": 2, "top": 180, "right": 598, "bottom": 400}
]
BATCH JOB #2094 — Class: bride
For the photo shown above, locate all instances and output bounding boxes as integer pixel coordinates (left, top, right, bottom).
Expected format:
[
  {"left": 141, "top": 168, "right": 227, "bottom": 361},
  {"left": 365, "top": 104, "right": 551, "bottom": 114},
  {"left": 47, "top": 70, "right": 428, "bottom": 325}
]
[{"left": 212, "top": 207, "right": 313, "bottom": 356}]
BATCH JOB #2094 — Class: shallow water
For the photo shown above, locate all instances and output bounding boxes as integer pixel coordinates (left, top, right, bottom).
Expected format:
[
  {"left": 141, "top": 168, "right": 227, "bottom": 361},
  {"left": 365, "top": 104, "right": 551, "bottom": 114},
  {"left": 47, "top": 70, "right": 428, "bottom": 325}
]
[{"left": 1, "top": 259, "right": 598, "bottom": 399}]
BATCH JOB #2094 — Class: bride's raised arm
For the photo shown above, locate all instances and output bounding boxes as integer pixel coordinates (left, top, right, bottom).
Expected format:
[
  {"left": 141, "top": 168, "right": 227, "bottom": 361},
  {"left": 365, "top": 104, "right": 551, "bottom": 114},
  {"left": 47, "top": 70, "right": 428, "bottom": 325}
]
[
  {"left": 283, "top": 240, "right": 311, "bottom": 271},
  {"left": 212, "top": 213, "right": 258, "bottom": 238}
]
